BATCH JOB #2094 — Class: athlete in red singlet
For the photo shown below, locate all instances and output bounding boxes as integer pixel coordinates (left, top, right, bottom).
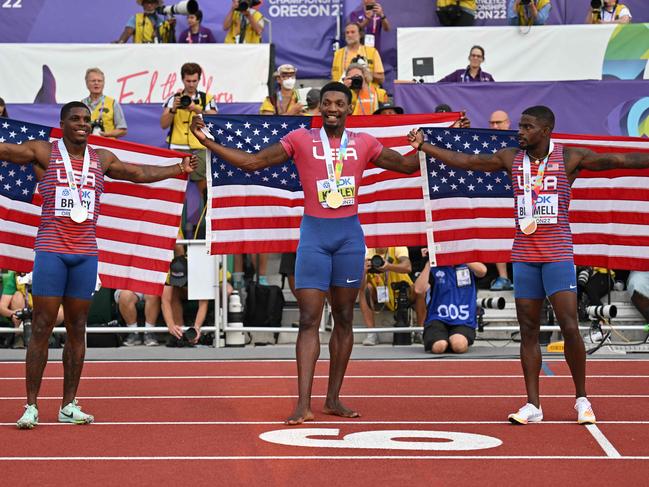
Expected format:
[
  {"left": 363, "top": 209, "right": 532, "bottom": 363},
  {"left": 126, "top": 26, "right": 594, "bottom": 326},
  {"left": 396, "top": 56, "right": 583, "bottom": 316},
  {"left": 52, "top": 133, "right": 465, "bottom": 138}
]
[
  {"left": 0, "top": 102, "right": 196, "bottom": 429},
  {"left": 410, "top": 106, "right": 649, "bottom": 424}
]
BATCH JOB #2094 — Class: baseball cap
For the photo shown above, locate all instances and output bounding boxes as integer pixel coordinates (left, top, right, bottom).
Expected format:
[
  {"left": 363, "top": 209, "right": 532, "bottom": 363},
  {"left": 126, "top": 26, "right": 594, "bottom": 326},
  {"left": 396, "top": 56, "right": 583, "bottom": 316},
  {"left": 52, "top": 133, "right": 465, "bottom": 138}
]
[
  {"left": 373, "top": 102, "right": 404, "bottom": 115},
  {"left": 274, "top": 64, "right": 297, "bottom": 76},
  {"left": 169, "top": 256, "right": 188, "bottom": 287}
]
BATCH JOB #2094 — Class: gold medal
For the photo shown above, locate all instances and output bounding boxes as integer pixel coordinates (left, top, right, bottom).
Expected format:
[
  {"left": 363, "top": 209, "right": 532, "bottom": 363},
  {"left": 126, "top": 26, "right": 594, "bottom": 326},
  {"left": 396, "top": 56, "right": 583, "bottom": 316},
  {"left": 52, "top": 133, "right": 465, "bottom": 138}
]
[
  {"left": 520, "top": 217, "right": 537, "bottom": 235},
  {"left": 326, "top": 191, "right": 343, "bottom": 209}
]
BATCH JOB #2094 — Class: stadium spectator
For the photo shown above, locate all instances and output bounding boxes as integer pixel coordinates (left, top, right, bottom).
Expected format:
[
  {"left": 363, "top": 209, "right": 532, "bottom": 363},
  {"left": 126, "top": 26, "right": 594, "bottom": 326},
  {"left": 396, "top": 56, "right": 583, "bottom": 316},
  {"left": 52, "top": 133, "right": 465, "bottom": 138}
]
[
  {"left": 374, "top": 102, "right": 404, "bottom": 115},
  {"left": 224, "top": 0, "right": 264, "bottom": 44},
  {"left": 178, "top": 9, "right": 216, "bottom": 43},
  {"left": 343, "top": 63, "right": 387, "bottom": 115},
  {"left": 260, "top": 64, "right": 304, "bottom": 115},
  {"left": 0, "top": 97, "right": 8, "bottom": 118},
  {"left": 160, "top": 62, "right": 218, "bottom": 198},
  {"left": 439, "top": 46, "right": 494, "bottom": 83},
  {"left": 115, "top": 290, "right": 161, "bottom": 346},
  {"left": 415, "top": 254, "right": 487, "bottom": 353},
  {"left": 114, "top": 0, "right": 176, "bottom": 44},
  {"left": 331, "top": 22, "right": 385, "bottom": 86},
  {"left": 627, "top": 271, "right": 649, "bottom": 324},
  {"left": 348, "top": 1, "right": 391, "bottom": 52},
  {"left": 508, "top": 0, "right": 552, "bottom": 26},
  {"left": 434, "top": 103, "right": 471, "bottom": 128},
  {"left": 303, "top": 89, "right": 322, "bottom": 116},
  {"left": 488, "top": 109, "right": 514, "bottom": 291},
  {"left": 81, "top": 68, "right": 127, "bottom": 139},
  {"left": 436, "top": 0, "right": 476, "bottom": 26},
  {"left": 360, "top": 247, "right": 413, "bottom": 346},
  {"left": 588, "top": 0, "right": 632, "bottom": 24}
]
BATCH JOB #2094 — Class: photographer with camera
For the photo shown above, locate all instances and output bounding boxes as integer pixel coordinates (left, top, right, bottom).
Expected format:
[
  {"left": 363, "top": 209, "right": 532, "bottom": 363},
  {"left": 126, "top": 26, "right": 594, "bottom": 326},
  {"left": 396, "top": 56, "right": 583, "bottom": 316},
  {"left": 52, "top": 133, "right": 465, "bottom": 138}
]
[
  {"left": 332, "top": 22, "right": 385, "bottom": 87},
  {"left": 349, "top": 1, "right": 391, "bottom": 53},
  {"left": 224, "top": 0, "right": 264, "bottom": 44},
  {"left": 436, "top": 0, "right": 476, "bottom": 27},
  {"left": 587, "top": 0, "right": 632, "bottom": 24},
  {"left": 81, "top": 68, "right": 127, "bottom": 139},
  {"left": 343, "top": 63, "right": 387, "bottom": 116},
  {"left": 508, "top": 0, "right": 552, "bottom": 26},
  {"left": 414, "top": 250, "right": 486, "bottom": 354},
  {"left": 161, "top": 62, "right": 217, "bottom": 197},
  {"left": 359, "top": 247, "right": 414, "bottom": 346},
  {"left": 114, "top": 0, "right": 177, "bottom": 44}
]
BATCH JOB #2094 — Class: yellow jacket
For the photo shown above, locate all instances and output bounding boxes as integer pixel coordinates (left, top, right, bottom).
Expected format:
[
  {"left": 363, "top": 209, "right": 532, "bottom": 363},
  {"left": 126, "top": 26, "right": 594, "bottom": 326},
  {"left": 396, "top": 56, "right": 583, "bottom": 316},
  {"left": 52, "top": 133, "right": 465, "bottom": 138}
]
[{"left": 224, "top": 10, "right": 264, "bottom": 44}]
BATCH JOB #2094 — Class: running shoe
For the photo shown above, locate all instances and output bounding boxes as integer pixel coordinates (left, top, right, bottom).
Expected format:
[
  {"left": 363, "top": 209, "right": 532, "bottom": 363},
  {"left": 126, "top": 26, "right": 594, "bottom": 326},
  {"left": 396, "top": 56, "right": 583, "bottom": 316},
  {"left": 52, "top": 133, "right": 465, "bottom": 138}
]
[
  {"left": 362, "top": 332, "right": 379, "bottom": 346},
  {"left": 16, "top": 404, "right": 38, "bottom": 429},
  {"left": 490, "top": 277, "right": 513, "bottom": 291},
  {"left": 575, "top": 397, "right": 596, "bottom": 424},
  {"left": 508, "top": 403, "right": 543, "bottom": 425},
  {"left": 123, "top": 332, "right": 142, "bottom": 347},
  {"left": 58, "top": 399, "right": 94, "bottom": 425},
  {"left": 143, "top": 333, "right": 158, "bottom": 347}
]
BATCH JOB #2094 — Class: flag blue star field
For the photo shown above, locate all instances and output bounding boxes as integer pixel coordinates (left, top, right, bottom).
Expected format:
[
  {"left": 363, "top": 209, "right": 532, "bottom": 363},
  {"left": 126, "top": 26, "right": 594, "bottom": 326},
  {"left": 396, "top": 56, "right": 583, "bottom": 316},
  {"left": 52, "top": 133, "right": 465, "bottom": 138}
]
[
  {"left": 204, "top": 113, "right": 461, "bottom": 255},
  {"left": 0, "top": 119, "right": 45, "bottom": 202},
  {"left": 422, "top": 128, "right": 649, "bottom": 270}
]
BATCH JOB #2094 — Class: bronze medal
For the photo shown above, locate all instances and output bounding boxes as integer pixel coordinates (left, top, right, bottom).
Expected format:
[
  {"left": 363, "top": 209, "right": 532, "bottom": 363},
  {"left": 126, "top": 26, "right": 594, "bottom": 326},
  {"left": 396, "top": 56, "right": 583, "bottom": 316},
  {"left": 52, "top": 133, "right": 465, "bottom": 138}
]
[{"left": 520, "top": 217, "right": 537, "bottom": 235}]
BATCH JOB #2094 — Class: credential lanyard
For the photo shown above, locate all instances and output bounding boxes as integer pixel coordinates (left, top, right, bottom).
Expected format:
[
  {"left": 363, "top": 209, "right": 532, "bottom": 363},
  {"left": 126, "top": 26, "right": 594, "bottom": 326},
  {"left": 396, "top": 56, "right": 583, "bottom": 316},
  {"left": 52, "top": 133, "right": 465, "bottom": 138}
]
[
  {"left": 57, "top": 140, "right": 90, "bottom": 212},
  {"left": 319, "top": 126, "right": 348, "bottom": 196},
  {"left": 522, "top": 141, "right": 554, "bottom": 220}
]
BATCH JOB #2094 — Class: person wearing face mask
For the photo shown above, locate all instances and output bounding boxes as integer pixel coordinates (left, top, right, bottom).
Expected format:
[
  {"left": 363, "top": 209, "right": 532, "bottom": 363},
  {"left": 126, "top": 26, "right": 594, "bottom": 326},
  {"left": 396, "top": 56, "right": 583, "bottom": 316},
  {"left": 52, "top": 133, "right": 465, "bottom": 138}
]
[{"left": 259, "top": 64, "right": 305, "bottom": 116}]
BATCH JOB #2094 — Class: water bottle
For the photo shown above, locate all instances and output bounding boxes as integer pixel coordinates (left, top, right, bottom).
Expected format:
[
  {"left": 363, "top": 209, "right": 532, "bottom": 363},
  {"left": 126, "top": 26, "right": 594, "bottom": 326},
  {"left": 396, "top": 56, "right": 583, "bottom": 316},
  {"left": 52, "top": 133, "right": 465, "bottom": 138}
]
[{"left": 226, "top": 291, "right": 245, "bottom": 347}]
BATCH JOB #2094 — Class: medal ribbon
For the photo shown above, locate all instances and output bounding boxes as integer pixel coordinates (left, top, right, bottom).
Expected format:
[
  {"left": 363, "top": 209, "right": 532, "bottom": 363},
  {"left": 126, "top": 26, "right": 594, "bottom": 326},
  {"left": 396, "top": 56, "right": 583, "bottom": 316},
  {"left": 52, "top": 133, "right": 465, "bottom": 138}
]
[
  {"left": 521, "top": 141, "right": 554, "bottom": 222},
  {"left": 319, "top": 127, "right": 348, "bottom": 201},
  {"left": 57, "top": 140, "right": 90, "bottom": 215}
]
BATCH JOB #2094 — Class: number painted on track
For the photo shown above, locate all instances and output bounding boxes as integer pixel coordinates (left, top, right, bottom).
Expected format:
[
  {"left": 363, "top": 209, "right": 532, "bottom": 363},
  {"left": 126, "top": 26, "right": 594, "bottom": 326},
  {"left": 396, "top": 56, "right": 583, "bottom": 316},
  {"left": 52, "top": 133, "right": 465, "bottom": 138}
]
[{"left": 259, "top": 429, "right": 502, "bottom": 451}]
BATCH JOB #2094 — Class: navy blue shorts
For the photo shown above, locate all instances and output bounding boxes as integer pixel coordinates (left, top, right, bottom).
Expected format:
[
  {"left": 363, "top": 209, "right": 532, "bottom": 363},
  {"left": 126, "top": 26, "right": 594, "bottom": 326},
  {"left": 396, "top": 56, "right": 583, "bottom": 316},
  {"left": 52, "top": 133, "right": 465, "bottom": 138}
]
[
  {"left": 32, "top": 251, "right": 98, "bottom": 300},
  {"left": 295, "top": 214, "right": 365, "bottom": 291},
  {"left": 513, "top": 261, "right": 576, "bottom": 300}
]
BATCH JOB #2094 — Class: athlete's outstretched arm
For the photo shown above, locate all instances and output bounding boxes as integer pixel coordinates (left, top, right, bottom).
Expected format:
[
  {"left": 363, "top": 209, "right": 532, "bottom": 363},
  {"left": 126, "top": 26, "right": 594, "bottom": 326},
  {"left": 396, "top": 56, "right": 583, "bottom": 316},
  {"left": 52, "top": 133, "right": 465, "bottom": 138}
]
[
  {"left": 0, "top": 140, "right": 50, "bottom": 168},
  {"left": 101, "top": 150, "right": 197, "bottom": 183},
  {"left": 408, "top": 129, "right": 511, "bottom": 173},
  {"left": 373, "top": 147, "right": 420, "bottom": 174},
  {"left": 571, "top": 147, "right": 649, "bottom": 172},
  {"left": 190, "top": 116, "right": 290, "bottom": 171}
]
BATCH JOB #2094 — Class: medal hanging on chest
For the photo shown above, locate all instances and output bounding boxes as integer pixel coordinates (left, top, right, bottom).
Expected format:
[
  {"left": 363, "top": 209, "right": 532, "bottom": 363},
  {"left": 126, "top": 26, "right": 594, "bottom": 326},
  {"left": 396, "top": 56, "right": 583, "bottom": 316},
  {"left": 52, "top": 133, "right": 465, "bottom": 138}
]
[
  {"left": 57, "top": 140, "right": 91, "bottom": 223},
  {"left": 319, "top": 126, "right": 348, "bottom": 210},
  {"left": 520, "top": 142, "right": 553, "bottom": 235}
]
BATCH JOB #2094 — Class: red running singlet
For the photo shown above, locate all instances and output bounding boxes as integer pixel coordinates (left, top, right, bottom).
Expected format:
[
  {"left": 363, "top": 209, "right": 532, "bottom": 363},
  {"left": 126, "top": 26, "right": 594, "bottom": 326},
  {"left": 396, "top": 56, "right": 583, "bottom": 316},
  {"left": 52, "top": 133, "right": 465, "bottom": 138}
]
[
  {"left": 510, "top": 142, "right": 573, "bottom": 263},
  {"left": 34, "top": 140, "right": 105, "bottom": 255}
]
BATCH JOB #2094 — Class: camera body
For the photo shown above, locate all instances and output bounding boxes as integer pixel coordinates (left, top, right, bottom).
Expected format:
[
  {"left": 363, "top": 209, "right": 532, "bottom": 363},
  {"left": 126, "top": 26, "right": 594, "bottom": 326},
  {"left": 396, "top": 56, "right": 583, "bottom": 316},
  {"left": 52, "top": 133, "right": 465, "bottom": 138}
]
[
  {"left": 368, "top": 254, "right": 393, "bottom": 273},
  {"left": 591, "top": 0, "right": 603, "bottom": 9},
  {"left": 520, "top": 0, "right": 532, "bottom": 5},
  {"left": 350, "top": 75, "right": 364, "bottom": 90},
  {"left": 14, "top": 307, "right": 32, "bottom": 321},
  {"left": 176, "top": 93, "right": 199, "bottom": 109},
  {"left": 236, "top": 0, "right": 261, "bottom": 12},
  {"left": 90, "top": 119, "right": 104, "bottom": 135},
  {"left": 365, "top": 3, "right": 376, "bottom": 11},
  {"left": 391, "top": 280, "right": 411, "bottom": 345}
]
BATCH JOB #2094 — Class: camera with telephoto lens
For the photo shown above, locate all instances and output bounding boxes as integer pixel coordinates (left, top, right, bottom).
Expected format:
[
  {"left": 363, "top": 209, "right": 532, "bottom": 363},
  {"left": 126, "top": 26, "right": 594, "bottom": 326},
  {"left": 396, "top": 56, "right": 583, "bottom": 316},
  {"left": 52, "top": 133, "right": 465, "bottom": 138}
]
[
  {"left": 13, "top": 307, "right": 32, "bottom": 321},
  {"left": 236, "top": 0, "right": 261, "bottom": 12},
  {"left": 90, "top": 119, "right": 104, "bottom": 136},
  {"left": 586, "top": 304, "right": 617, "bottom": 320},
  {"left": 477, "top": 297, "right": 506, "bottom": 310},
  {"left": 157, "top": 0, "right": 199, "bottom": 16},
  {"left": 391, "top": 280, "right": 412, "bottom": 345},
  {"left": 591, "top": 0, "right": 602, "bottom": 9},
  {"left": 176, "top": 94, "right": 199, "bottom": 109},
  {"left": 577, "top": 267, "right": 592, "bottom": 289},
  {"left": 350, "top": 75, "right": 363, "bottom": 90},
  {"left": 368, "top": 254, "right": 393, "bottom": 273}
]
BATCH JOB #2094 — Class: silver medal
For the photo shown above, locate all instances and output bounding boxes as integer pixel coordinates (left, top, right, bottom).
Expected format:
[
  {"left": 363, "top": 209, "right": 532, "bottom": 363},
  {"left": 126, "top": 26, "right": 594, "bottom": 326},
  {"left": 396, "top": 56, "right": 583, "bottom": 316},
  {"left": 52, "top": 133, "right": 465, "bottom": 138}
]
[{"left": 70, "top": 205, "right": 88, "bottom": 223}]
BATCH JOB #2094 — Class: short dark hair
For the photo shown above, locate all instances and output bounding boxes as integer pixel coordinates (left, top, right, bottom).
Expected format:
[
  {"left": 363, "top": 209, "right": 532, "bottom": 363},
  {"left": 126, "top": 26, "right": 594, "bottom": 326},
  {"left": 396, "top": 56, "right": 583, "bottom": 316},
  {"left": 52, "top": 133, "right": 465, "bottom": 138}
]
[
  {"left": 192, "top": 9, "right": 203, "bottom": 22},
  {"left": 320, "top": 81, "right": 352, "bottom": 105},
  {"left": 60, "top": 101, "right": 90, "bottom": 121},
  {"left": 522, "top": 105, "right": 555, "bottom": 130},
  {"left": 0, "top": 96, "right": 7, "bottom": 117},
  {"left": 181, "top": 62, "right": 202, "bottom": 80},
  {"left": 470, "top": 45, "right": 485, "bottom": 59},
  {"left": 434, "top": 103, "right": 452, "bottom": 113}
]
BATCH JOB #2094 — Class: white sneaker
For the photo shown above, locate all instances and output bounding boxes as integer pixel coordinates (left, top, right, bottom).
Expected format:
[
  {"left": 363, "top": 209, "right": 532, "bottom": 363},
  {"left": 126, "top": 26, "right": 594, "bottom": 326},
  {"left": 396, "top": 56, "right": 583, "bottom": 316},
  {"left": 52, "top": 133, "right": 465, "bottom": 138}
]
[
  {"left": 58, "top": 399, "right": 94, "bottom": 425},
  {"left": 508, "top": 403, "right": 543, "bottom": 425},
  {"left": 362, "top": 332, "right": 379, "bottom": 346},
  {"left": 575, "top": 397, "right": 596, "bottom": 424}
]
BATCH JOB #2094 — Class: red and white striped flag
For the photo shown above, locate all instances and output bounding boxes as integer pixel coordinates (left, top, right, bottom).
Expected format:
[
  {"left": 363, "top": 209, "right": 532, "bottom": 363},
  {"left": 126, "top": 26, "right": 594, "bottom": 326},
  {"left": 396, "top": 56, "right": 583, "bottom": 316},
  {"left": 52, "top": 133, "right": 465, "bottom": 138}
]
[
  {"left": 0, "top": 119, "right": 188, "bottom": 295},
  {"left": 205, "top": 113, "right": 460, "bottom": 255}
]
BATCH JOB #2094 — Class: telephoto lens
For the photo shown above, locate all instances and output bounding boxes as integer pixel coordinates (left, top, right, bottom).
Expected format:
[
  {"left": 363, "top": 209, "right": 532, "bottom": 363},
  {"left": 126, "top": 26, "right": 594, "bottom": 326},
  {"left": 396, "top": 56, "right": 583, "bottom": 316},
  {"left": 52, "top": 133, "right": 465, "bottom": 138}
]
[
  {"left": 586, "top": 304, "right": 617, "bottom": 320},
  {"left": 577, "top": 268, "right": 591, "bottom": 288},
  {"left": 477, "top": 297, "right": 506, "bottom": 309}
]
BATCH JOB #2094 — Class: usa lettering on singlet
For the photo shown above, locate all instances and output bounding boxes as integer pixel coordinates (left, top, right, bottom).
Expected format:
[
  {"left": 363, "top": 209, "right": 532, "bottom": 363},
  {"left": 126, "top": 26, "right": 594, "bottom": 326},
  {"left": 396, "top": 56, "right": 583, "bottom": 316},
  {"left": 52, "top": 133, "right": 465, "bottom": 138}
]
[
  {"left": 510, "top": 142, "right": 573, "bottom": 263},
  {"left": 425, "top": 265, "right": 477, "bottom": 328},
  {"left": 34, "top": 140, "right": 105, "bottom": 255},
  {"left": 279, "top": 128, "right": 383, "bottom": 219}
]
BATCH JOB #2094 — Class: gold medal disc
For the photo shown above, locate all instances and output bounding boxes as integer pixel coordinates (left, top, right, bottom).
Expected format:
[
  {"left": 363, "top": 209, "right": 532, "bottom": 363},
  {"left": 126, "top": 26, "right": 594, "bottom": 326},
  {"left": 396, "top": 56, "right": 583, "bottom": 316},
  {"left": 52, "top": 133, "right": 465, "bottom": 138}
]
[
  {"left": 520, "top": 217, "right": 537, "bottom": 235},
  {"left": 326, "top": 191, "right": 344, "bottom": 209}
]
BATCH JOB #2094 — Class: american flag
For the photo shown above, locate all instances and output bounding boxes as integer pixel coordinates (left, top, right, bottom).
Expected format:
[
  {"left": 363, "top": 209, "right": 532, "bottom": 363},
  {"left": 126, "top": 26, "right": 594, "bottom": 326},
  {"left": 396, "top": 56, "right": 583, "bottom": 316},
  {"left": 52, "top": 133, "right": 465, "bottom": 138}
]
[
  {"left": 204, "top": 113, "right": 460, "bottom": 254},
  {"left": 0, "top": 118, "right": 189, "bottom": 295},
  {"left": 422, "top": 127, "right": 649, "bottom": 270}
]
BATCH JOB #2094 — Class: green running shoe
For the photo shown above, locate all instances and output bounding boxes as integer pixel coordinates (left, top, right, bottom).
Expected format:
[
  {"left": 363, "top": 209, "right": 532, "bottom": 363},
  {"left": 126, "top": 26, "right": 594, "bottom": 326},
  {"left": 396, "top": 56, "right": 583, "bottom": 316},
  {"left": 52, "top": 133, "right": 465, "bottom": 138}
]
[
  {"left": 58, "top": 399, "right": 94, "bottom": 425},
  {"left": 16, "top": 404, "right": 39, "bottom": 429}
]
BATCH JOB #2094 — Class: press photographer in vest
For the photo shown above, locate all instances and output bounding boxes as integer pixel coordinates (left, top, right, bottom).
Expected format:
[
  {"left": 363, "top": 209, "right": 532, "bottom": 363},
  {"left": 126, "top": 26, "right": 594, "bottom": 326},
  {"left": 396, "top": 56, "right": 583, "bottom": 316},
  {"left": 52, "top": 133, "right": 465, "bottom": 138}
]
[
  {"left": 508, "top": 0, "right": 552, "bottom": 26},
  {"left": 81, "top": 68, "right": 127, "bottom": 139},
  {"left": 343, "top": 63, "right": 387, "bottom": 116},
  {"left": 587, "top": 0, "right": 632, "bottom": 24},
  {"left": 160, "top": 62, "right": 218, "bottom": 197}
]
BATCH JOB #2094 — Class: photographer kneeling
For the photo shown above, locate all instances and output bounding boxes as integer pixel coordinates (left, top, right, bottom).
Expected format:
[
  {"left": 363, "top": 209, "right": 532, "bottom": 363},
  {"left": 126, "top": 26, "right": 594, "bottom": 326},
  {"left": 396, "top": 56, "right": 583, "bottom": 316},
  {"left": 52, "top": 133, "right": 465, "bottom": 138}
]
[
  {"left": 360, "top": 247, "right": 414, "bottom": 346},
  {"left": 415, "top": 252, "right": 486, "bottom": 354}
]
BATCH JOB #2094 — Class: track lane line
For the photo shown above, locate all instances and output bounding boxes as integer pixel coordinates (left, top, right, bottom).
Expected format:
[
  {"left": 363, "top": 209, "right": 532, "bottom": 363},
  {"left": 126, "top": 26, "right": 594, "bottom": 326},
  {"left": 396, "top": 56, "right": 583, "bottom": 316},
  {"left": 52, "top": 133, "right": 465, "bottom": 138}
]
[
  {"left": 3, "top": 374, "right": 649, "bottom": 380},
  {"left": 585, "top": 424, "right": 622, "bottom": 458},
  {"left": 0, "top": 455, "right": 646, "bottom": 461},
  {"left": 1, "top": 394, "right": 647, "bottom": 400}
]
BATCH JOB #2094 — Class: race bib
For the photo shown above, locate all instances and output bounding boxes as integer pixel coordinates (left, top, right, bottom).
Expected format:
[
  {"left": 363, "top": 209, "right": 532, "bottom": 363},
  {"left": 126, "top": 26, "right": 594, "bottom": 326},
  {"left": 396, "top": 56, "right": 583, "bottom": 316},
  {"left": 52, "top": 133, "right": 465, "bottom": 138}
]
[
  {"left": 517, "top": 193, "right": 558, "bottom": 225},
  {"left": 456, "top": 267, "right": 471, "bottom": 287},
  {"left": 55, "top": 186, "right": 96, "bottom": 219},
  {"left": 317, "top": 176, "right": 356, "bottom": 208}
]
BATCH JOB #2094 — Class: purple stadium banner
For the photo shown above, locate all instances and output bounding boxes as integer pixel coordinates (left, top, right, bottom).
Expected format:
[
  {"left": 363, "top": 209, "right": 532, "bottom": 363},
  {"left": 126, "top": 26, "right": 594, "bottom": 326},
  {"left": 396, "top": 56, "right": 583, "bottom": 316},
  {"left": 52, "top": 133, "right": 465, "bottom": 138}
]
[{"left": 393, "top": 80, "right": 649, "bottom": 138}]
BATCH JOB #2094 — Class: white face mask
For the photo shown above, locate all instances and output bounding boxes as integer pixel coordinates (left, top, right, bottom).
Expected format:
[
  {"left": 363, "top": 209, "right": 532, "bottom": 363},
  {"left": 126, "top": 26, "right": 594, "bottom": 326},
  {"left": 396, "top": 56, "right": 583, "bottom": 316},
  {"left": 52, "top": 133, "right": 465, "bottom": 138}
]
[{"left": 281, "top": 77, "right": 296, "bottom": 90}]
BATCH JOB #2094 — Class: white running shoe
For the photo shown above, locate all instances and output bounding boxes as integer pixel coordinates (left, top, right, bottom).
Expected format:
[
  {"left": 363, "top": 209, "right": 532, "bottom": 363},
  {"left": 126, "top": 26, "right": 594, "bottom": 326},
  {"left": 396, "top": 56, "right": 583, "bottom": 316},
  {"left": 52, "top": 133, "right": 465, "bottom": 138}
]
[
  {"left": 362, "top": 332, "right": 379, "bottom": 346},
  {"left": 16, "top": 404, "right": 39, "bottom": 429},
  {"left": 58, "top": 399, "right": 94, "bottom": 425},
  {"left": 575, "top": 397, "right": 596, "bottom": 425},
  {"left": 508, "top": 403, "right": 543, "bottom": 425}
]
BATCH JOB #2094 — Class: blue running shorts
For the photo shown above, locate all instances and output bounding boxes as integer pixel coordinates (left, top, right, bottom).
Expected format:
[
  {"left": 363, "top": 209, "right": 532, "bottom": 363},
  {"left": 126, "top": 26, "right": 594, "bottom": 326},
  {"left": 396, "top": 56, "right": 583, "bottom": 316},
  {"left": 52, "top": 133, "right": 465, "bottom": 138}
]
[
  {"left": 32, "top": 251, "right": 99, "bottom": 300},
  {"left": 295, "top": 214, "right": 365, "bottom": 291},
  {"left": 513, "top": 261, "right": 577, "bottom": 300}
]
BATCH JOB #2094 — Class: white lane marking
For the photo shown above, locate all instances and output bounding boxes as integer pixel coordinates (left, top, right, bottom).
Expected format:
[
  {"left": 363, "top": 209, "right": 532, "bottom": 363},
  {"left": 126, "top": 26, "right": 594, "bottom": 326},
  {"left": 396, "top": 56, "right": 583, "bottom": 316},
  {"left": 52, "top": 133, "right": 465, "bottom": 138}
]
[
  {"left": 0, "top": 456, "right": 646, "bottom": 461},
  {"left": 585, "top": 424, "right": 622, "bottom": 458},
  {"left": 2, "top": 359, "right": 649, "bottom": 364}
]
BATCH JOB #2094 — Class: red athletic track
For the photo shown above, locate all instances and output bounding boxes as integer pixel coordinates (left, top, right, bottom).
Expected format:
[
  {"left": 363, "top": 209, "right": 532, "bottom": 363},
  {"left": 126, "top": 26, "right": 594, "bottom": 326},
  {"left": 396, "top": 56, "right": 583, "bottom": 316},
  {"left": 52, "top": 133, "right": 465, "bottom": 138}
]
[{"left": 0, "top": 359, "right": 647, "bottom": 487}]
